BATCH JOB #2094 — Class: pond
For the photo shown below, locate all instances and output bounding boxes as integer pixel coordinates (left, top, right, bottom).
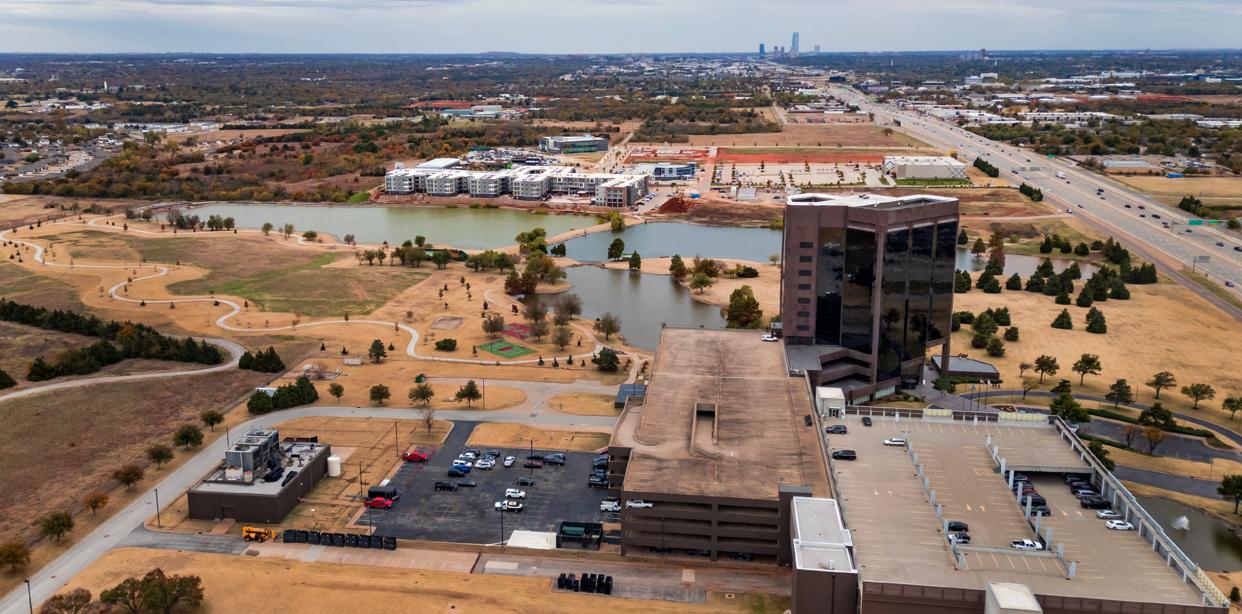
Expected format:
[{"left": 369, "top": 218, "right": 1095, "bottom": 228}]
[
  {"left": 563, "top": 222, "right": 783, "bottom": 264},
  {"left": 955, "top": 248, "right": 1099, "bottom": 279},
  {"left": 186, "top": 203, "right": 595, "bottom": 250},
  {"left": 1137, "top": 496, "right": 1242, "bottom": 572},
  {"left": 533, "top": 266, "right": 725, "bottom": 351}
]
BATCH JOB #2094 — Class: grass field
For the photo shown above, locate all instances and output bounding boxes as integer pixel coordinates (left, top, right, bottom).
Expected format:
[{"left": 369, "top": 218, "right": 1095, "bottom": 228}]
[
  {"left": 1182, "top": 268, "right": 1242, "bottom": 312},
  {"left": 466, "top": 423, "right": 611, "bottom": 451},
  {"left": 55, "top": 548, "right": 787, "bottom": 614},
  {"left": 0, "top": 368, "right": 272, "bottom": 545},
  {"left": 548, "top": 392, "right": 621, "bottom": 416},
  {"left": 1115, "top": 175, "right": 1242, "bottom": 198},
  {"left": 689, "top": 123, "right": 928, "bottom": 148},
  {"left": 347, "top": 191, "right": 371, "bottom": 203},
  {"left": 0, "top": 261, "right": 86, "bottom": 312},
  {"left": 478, "top": 339, "right": 536, "bottom": 359},
  {"left": 41, "top": 231, "right": 431, "bottom": 317},
  {"left": 895, "top": 178, "right": 972, "bottom": 186}
]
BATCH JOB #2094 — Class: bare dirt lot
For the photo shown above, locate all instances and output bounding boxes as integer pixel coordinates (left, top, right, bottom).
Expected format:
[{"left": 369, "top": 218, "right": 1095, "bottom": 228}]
[
  {"left": 716, "top": 147, "right": 887, "bottom": 164},
  {"left": 1115, "top": 175, "right": 1242, "bottom": 198},
  {"left": 548, "top": 392, "right": 620, "bottom": 416},
  {"left": 467, "top": 423, "right": 611, "bottom": 452},
  {"left": 689, "top": 123, "right": 929, "bottom": 148},
  {"left": 56, "top": 547, "right": 782, "bottom": 614}
]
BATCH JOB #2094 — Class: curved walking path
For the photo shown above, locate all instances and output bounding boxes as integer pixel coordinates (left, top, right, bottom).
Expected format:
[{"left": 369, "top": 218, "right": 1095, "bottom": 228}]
[
  {"left": 0, "top": 337, "right": 245, "bottom": 404},
  {"left": 0, "top": 403, "right": 618, "bottom": 612},
  {"left": 1, "top": 226, "right": 610, "bottom": 367},
  {"left": 962, "top": 389, "right": 1242, "bottom": 448}
]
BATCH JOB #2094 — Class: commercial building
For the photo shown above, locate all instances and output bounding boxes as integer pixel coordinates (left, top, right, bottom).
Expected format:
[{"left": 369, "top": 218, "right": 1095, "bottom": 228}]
[
  {"left": 539, "top": 134, "right": 609, "bottom": 154},
  {"left": 187, "top": 429, "right": 330, "bottom": 524},
  {"left": 792, "top": 414, "right": 1227, "bottom": 613},
  {"left": 881, "top": 156, "right": 969, "bottom": 180},
  {"left": 780, "top": 193, "right": 959, "bottom": 403},
  {"left": 634, "top": 161, "right": 696, "bottom": 181},
  {"left": 608, "top": 328, "right": 831, "bottom": 563},
  {"left": 384, "top": 164, "right": 650, "bottom": 207}
]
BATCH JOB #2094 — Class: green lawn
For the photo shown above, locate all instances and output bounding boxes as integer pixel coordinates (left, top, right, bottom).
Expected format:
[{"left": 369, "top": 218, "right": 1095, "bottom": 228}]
[{"left": 347, "top": 192, "right": 371, "bottom": 203}]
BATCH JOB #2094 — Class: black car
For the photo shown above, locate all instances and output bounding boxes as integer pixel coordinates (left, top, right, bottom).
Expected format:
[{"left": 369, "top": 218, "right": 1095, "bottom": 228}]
[
  {"left": 434, "top": 481, "right": 458, "bottom": 492},
  {"left": 456, "top": 479, "right": 477, "bottom": 487},
  {"left": 831, "top": 450, "right": 857, "bottom": 461},
  {"left": 804, "top": 415, "right": 813, "bottom": 427},
  {"left": 946, "top": 521, "right": 969, "bottom": 532},
  {"left": 516, "top": 476, "right": 536, "bottom": 486},
  {"left": 544, "top": 454, "right": 566, "bottom": 466},
  {"left": 862, "top": 416, "right": 873, "bottom": 427},
  {"left": 826, "top": 424, "right": 848, "bottom": 434},
  {"left": 526, "top": 454, "right": 545, "bottom": 461},
  {"left": 1029, "top": 506, "right": 1052, "bottom": 516},
  {"left": 588, "top": 476, "right": 609, "bottom": 488}
]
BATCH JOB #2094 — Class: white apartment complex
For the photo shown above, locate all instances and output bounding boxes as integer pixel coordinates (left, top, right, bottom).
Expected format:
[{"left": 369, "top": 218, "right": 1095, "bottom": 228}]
[{"left": 385, "top": 163, "right": 650, "bottom": 208}]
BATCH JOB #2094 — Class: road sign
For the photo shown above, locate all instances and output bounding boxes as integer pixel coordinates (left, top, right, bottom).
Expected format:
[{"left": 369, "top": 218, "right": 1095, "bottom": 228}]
[
  {"left": 1188, "top": 219, "right": 1205, "bottom": 226},
  {"left": 1207, "top": 220, "right": 1223, "bottom": 225},
  {"left": 1194, "top": 255, "right": 1211, "bottom": 263}
]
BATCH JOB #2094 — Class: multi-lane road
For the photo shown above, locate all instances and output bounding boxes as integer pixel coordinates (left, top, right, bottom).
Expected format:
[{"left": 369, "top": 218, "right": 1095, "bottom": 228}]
[{"left": 832, "top": 86, "right": 1242, "bottom": 313}]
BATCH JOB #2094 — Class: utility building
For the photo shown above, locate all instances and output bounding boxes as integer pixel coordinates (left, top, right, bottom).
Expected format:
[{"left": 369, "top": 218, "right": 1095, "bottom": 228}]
[{"left": 882, "top": 156, "right": 969, "bottom": 180}]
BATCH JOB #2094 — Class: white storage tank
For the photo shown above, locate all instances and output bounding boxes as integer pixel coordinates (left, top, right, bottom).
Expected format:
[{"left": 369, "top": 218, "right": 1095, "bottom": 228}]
[{"left": 326, "top": 455, "right": 342, "bottom": 477}]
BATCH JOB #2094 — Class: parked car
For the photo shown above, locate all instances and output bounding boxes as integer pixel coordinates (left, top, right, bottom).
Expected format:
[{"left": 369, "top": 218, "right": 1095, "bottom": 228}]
[
  {"left": 831, "top": 450, "right": 857, "bottom": 461},
  {"left": 862, "top": 416, "right": 873, "bottom": 427},
  {"left": 401, "top": 450, "right": 429, "bottom": 462},
  {"left": 728, "top": 552, "right": 754, "bottom": 561},
  {"left": 804, "top": 415, "right": 813, "bottom": 426},
  {"left": 761, "top": 334, "right": 779, "bottom": 342},
  {"left": 1029, "top": 506, "right": 1051, "bottom": 517},
  {"left": 948, "top": 532, "right": 971, "bottom": 544},
  {"left": 626, "top": 500, "right": 654, "bottom": 509},
  {"left": 495, "top": 500, "right": 524, "bottom": 513},
  {"left": 588, "top": 476, "right": 609, "bottom": 488},
  {"left": 523, "top": 460, "right": 544, "bottom": 469},
  {"left": 825, "top": 425, "right": 848, "bottom": 434},
  {"left": 544, "top": 454, "right": 566, "bottom": 466},
  {"left": 1010, "top": 539, "right": 1043, "bottom": 551},
  {"left": 600, "top": 500, "right": 622, "bottom": 513},
  {"left": 450, "top": 463, "right": 472, "bottom": 474},
  {"left": 503, "top": 456, "right": 516, "bottom": 468},
  {"left": 516, "top": 476, "right": 536, "bottom": 486},
  {"left": 1096, "top": 510, "right": 1121, "bottom": 520},
  {"left": 1073, "top": 489, "right": 1098, "bottom": 499},
  {"left": 459, "top": 452, "right": 477, "bottom": 460},
  {"left": 447, "top": 468, "right": 466, "bottom": 478},
  {"left": 1106, "top": 520, "right": 1135, "bottom": 531},
  {"left": 526, "top": 454, "right": 545, "bottom": 461},
  {"left": 882, "top": 438, "right": 906, "bottom": 447},
  {"left": 946, "top": 521, "right": 969, "bottom": 532},
  {"left": 433, "top": 481, "right": 457, "bottom": 492},
  {"left": 456, "top": 479, "right": 476, "bottom": 488},
  {"left": 452, "top": 459, "right": 473, "bottom": 469},
  {"left": 504, "top": 488, "right": 526, "bottom": 499},
  {"left": 474, "top": 458, "right": 495, "bottom": 470},
  {"left": 365, "top": 497, "right": 394, "bottom": 509},
  {"left": 1080, "top": 497, "right": 1111, "bottom": 509}
]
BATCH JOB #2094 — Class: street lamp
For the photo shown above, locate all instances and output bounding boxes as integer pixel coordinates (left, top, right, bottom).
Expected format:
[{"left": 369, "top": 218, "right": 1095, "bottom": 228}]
[
  {"left": 154, "top": 488, "right": 161, "bottom": 529},
  {"left": 25, "top": 579, "right": 32, "bottom": 614}
]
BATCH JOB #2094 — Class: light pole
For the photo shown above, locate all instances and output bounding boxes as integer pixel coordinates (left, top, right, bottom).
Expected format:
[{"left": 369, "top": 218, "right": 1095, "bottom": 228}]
[
  {"left": 154, "top": 488, "right": 161, "bottom": 528},
  {"left": 499, "top": 505, "right": 505, "bottom": 549},
  {"left": 25, "top": 579, "right": 32, "bottom": 614},
  {"left": 393, "top": 420, "right": 399, "bottom": 457}
]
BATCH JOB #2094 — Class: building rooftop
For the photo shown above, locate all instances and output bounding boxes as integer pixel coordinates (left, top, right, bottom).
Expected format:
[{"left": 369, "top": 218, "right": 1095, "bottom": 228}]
[
  {"left": 786, "top": 192, "right": 957, "bottom": 210},
  {"left": 792, "top": 498, "right": 855, "bottom": 574},
  {"left": 613, "top": 328, "right": 829, "bottom": 501},
  {"left": 824, "top": 416, "right": 1206, "bottom": 606},
  {"left": 192, "top": 440, "right": 329, "bottom": 496}
]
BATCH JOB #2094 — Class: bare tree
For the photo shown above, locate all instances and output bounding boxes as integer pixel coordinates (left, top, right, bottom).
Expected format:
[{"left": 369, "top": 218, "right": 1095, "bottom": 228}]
[{"left": 419, "top": 407, "right": 436, "bottom": 433}]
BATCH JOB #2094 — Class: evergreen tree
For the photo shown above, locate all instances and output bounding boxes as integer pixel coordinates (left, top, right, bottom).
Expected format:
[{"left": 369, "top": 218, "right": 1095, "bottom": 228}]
[
  {"left": 1005, "top": 273, "right": 1022, "bottom": 290},
  {"left": 1051, "top": 309, "right": 1074, "bottom": 330},
  {"left": 0, "top": 368, "right": 14, "bottom": 390},
  {"left": 1075, "top": 289, "right": 1094, "bottom": 308}
]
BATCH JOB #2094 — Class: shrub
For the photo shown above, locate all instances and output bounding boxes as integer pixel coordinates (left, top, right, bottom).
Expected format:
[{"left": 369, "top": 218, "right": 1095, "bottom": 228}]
[
  {"left": 434, "top": 338, "right": 458, "bottom": 351},
  {"left": 1003, "top": 327, "right": 1019, "bottom": 342}
]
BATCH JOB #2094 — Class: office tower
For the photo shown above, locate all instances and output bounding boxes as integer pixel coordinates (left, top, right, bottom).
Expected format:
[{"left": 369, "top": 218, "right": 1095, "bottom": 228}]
[
  {"left": 759, "top": 43, "right": 765, "bottom": 57},
  {"left": 780, "top": 193, "right": 960, "bottom": 401},
  {"left": 791, "top": 32, "right": 800, "bottom": 55},
  {"left": 813, "top": 44, "right": 821, "bottom": 54}
]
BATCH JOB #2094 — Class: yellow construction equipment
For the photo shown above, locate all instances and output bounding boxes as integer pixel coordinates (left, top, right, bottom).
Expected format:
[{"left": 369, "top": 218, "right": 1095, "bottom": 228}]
[{"left": 242, "top": 526, "right": 278, "bottom": 542}]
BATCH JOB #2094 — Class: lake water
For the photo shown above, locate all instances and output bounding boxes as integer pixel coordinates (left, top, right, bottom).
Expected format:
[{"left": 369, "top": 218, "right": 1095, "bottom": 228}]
[
  {"left": 563, "top": 222, "right": 783, "bottom": 263},
  {"left": 186, "top": 203, "right": 595, "bottom": 250},
  {"left": 533, "top": 266, "right": 726, "bottom": 351},
  {"left": 955, "top": 248, "right": 1099, "bottom": 278},
  {"left": 1137, "top": 496, "right": 1242, "bottom": 572}
]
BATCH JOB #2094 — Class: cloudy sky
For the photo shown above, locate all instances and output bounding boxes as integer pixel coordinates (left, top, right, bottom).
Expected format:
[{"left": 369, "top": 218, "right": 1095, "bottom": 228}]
[{"left": 1, "top": 0, "right": 1239, "bottom": 54}]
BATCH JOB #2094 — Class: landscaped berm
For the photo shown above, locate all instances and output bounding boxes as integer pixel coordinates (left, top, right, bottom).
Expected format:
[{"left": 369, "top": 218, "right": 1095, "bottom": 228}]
[{"left": 479, "top": 339, "right": 536, "bottom": 359}]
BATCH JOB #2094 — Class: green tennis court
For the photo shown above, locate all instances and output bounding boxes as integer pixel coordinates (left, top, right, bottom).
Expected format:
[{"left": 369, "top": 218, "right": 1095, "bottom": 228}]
[{"left": 479, "top": 339, "right": 535, "bottom": 359}]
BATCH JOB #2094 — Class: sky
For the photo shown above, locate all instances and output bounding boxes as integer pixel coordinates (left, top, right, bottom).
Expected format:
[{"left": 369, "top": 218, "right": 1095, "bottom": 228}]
[{"left": 0, "top": 0, "right": 1240, "bottom": 54}]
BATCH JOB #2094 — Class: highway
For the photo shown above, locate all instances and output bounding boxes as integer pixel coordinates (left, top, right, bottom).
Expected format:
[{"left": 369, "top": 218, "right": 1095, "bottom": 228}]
[{"left": 831, "top": 86, "right": 1242, "bottom": 311}]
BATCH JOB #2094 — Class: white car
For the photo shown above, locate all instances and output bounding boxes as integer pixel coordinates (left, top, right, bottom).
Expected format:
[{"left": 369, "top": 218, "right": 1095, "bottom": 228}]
[
  {"left": 503, "top": 456, "right": 515, "bottom": 467},
  {"left": 459, "top": 452, "right": 477, "bottom": 459},
  {"left": 504, "top": 488, "right": 526, "bottom": 499},
  {"left": 761, "top": 334, "right": 779, "bottom": 342},
  {"left": 1096, "top": 510, "right": 1121, "bottom": 520},
  {"left": 1010, "top": 539, "right": 1043, "bottom": 551},
  {"left": 494, "top": 500, "right": 524, "bottom": 512},
  {"left": 883, "top": 438, "right": 907, "bottom": 447},
  {"left": 626, "top": 500, "right": 654, "bottom": 509},
  {"left": 600, "top": 500, "right": 622, "bottom": 513},
  {"left": 474, "top": 458, "right": 495, "bottom": 470},
  {"left": 452, "top": 459, "right": 472, "bottom": 469},
  {"left": 1105, "top": 520, "right": 1135, "bottom": 531}
]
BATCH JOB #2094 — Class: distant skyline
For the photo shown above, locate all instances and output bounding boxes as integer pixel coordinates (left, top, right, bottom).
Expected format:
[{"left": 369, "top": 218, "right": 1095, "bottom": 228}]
[{"left": 0, "top": 0, "right": 1240, "bottom": 55}]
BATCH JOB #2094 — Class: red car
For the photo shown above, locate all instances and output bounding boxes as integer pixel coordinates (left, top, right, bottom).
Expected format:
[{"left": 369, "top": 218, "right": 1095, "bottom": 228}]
[
  {"left": 365, "top": 497, "right": 394, "bottom": 509},
  {"left": 402, "top": 450, "right": 429, "bottom": 462}
]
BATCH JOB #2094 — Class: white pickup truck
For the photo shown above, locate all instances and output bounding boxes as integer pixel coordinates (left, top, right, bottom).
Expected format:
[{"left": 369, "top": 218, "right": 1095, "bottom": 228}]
[
  {"left": 1010, "top": 538, "right": 1044, "bottom": 551},
  {"left": 1055, "top": 171, "right": 1067, "bottom": 180}
]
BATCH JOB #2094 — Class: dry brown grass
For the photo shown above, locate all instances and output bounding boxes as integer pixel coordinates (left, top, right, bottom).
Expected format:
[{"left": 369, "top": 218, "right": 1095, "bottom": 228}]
[
  {"left": 686, "top": 123, "right": 929, "bottom": 148},
  {"left": 55, "top": 547, "right": 781, "bottom": 614},
  {"left": 548, "top": 392, "right": 620, "bottom": 416},
  {"left": 1115, "top": 175, "right": 1242, "bottom": 198},
  {"left": 0, "top": 261, "right": 87, "bottom": 312},
  {"left": 467, "top": 423, "right": 611, "bottom": 452},
  {"left": 1110, "top": 447, "right": 1242, "bottom": 481},
  {"left": 953, "top": 278, "right": 1242, "bottom": 431}
]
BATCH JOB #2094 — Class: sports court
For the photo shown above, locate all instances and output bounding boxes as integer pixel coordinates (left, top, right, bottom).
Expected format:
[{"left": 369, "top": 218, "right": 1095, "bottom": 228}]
[{"left": 479, "top": 339, "right": 535, "bottom": 359}]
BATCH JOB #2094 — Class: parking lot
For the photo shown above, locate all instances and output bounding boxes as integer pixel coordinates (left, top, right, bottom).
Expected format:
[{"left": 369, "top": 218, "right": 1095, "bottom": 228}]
[{"left": 368, "top": 421, "right": 613, "bottom": 545}]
